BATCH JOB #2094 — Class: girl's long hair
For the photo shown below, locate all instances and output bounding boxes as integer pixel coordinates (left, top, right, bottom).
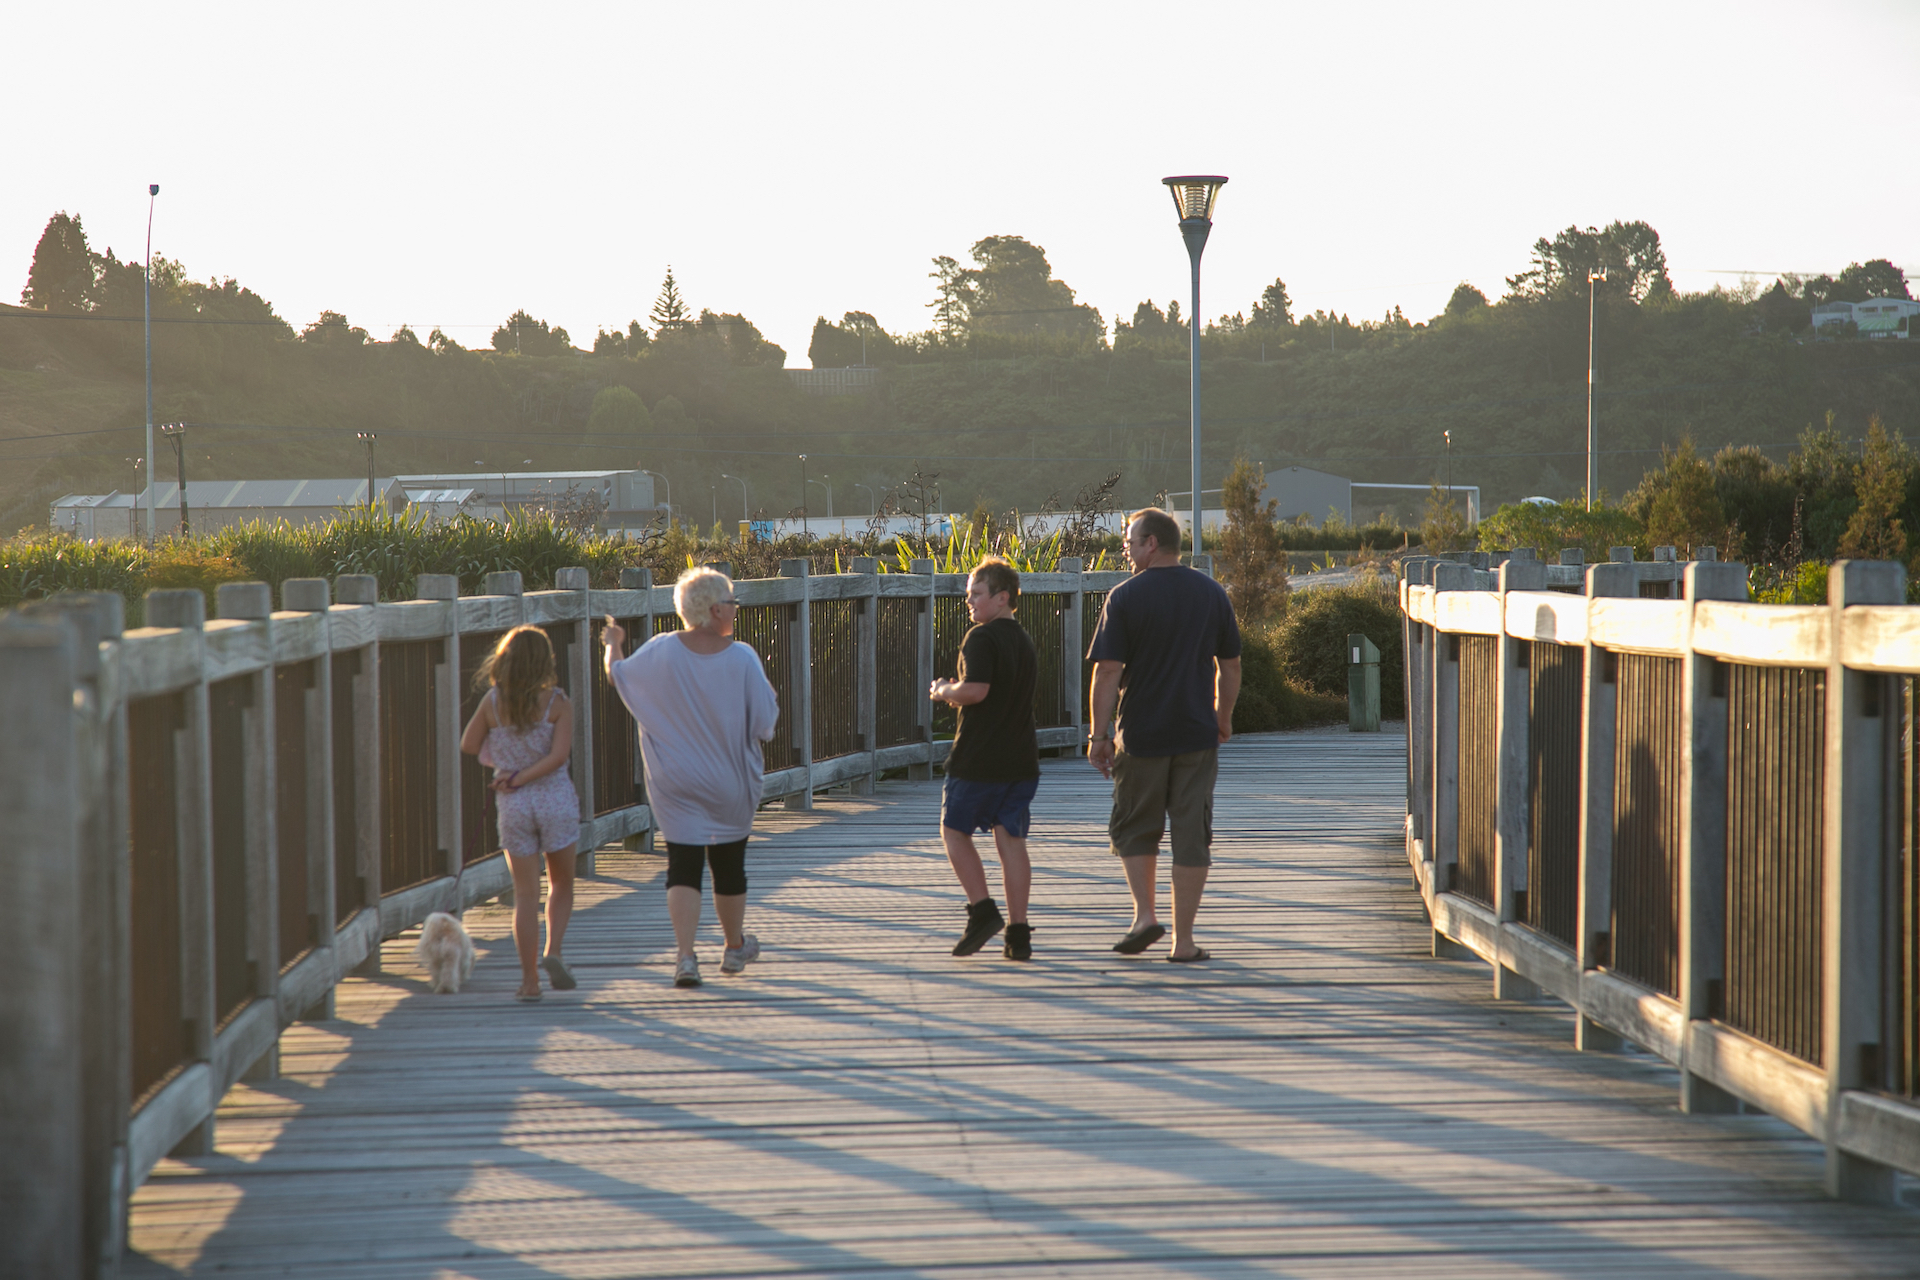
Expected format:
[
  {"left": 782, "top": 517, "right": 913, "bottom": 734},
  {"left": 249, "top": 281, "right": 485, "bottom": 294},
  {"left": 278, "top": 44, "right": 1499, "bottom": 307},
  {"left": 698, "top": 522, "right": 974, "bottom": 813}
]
[{"left": 474, "top": 625, "right": 556, "bottom": 728}]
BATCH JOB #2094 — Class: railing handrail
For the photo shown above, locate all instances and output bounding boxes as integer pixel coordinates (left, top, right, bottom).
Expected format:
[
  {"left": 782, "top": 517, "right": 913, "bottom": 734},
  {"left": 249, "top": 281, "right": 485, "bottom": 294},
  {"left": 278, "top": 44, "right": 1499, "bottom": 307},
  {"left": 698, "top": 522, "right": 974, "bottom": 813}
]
[
  {"left": 1399, "top": 548, "right": 1920, "bottom": 1208},
  {"left": 0, "top": 555, "right": 1185, "bottom": 1273}
]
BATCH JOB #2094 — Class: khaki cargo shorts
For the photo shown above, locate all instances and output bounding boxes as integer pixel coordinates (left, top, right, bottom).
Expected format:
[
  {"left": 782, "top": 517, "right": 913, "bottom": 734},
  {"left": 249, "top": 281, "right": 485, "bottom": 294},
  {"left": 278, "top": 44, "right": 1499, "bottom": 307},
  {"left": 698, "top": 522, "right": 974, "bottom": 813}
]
[{"left": 1108, "top": 746, "right": 1219, "bottom": 868}]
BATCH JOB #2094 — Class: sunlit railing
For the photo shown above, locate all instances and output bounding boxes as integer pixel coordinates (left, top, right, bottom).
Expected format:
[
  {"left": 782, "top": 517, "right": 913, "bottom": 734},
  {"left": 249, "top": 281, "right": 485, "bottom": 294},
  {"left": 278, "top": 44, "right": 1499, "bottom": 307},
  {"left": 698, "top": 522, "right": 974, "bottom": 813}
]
[{"left": 1402, "top": 546, "right": 1920, "bottom": 1206}]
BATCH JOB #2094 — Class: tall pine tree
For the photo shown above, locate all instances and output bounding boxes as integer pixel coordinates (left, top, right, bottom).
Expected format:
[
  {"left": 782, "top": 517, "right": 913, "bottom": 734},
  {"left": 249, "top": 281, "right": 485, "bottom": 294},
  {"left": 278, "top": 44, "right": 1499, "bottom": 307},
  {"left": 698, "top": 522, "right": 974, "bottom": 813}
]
[
  {"left": 650, "top": 267, "right": 689, "bottom": 332},
  {"left": 22, "top": 212, "right": 95, "bottom": 311}
]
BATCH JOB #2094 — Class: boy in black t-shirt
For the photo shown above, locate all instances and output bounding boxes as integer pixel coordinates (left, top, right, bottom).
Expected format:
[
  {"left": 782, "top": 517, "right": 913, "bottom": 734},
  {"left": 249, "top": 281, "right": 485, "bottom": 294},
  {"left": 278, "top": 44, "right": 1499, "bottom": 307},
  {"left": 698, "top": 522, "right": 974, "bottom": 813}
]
[{"left": 929, "top": 555, "right": 1041, "bottom": 959}]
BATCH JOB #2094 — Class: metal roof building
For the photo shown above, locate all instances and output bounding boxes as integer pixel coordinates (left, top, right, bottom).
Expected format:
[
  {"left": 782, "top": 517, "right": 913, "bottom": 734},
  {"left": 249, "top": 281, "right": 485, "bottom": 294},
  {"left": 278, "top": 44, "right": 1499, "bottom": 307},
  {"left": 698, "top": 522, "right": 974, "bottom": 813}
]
[{"left": 50, "top": 478, "right": 408, "bottom": 538}]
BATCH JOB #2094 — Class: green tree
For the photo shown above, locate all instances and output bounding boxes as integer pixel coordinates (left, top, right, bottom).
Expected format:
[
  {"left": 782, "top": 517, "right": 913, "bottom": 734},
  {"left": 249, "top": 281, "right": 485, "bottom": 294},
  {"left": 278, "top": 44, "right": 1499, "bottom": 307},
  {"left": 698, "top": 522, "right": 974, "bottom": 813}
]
[
  {"left": 1787, "top": 420, "right": 1860, "bottom": 559},
  {"left": 1444, "top": 282, "right": 1488, "bottom": 317},
  {"left": 490, "top": 309, "right": 570, "bottom": 356},
  {"left": 809, "top": 311, "right": 896, "bottom": 367},
  {"left": 587, "top": 384, "right": 652, "bottom": 437},
  {"left": 1249, "top": 278, "right": 1293, "bottom": 329},
  {"left": 1838, "top": 419, "right": 1911, "bottom": 561},
  {"left": 1633, "top": 439, "right": 1732, "bottom": 557},
  {"left": 926, "top": 255, "right": 969, "bottom": 340},
  {"left": 650, "top": 267, "right": 690, "bottom": 332},
  {"left": 1505, "top": 220, "right": 1673, "bottom": 304},
  {"left": 1216, "top": 458, "right": 1289, "bottom": 625},
  {"left": 1420, "top": 479, "right": 1469, "bottom": 551},
  {"left": 696, "top": 310, "right": 785, "bottom": 367},
  {"left": 1712, "top": 444, "right": 1794, "bottom": 559},
  {"left": 22, "top": 212, "right": 95, "bottom": 311},
  {"left": 960, "top": 235, "right": 1104, "bottom": 340},
  {"left": 303, "top": 311, "right": 369, "bottom": 346},
  {"left": 1833, "top": 259, "right": 1910, "bottom": 302},
  {"left": 593, "top": 320, "right": 649, "bottom": 357}
]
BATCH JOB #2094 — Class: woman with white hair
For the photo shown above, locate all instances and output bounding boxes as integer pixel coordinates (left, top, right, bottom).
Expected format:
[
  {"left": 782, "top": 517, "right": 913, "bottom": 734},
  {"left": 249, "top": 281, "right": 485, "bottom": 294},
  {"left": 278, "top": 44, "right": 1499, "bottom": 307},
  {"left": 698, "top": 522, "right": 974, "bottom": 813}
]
[{"left": 602, "top": 567, "right": 780, "bottom": 988}]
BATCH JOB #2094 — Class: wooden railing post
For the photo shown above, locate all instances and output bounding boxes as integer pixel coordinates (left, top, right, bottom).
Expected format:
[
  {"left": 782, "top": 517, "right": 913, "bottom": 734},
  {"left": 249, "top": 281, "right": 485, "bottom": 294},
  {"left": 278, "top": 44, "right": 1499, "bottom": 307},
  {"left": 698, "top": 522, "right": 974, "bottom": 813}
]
[
  {"left": 1495, "top": 557, "right": 1546, "bottom": 999},
  {"left": 1576, "top": 561, "right": 1635, "bottom": 1052},
  {"left": 619, "top": 567, "right": 656, "bottom": 852},
  {"left": 0, "top": 609, "right": 88, "bottom": 1276},
  {"left": 1059, "top": 557, "right": 1084, "bottom": 752},
  {"left": 32, "top": 592, "right": 129, "bottom": 1271},
  {"left": 850, "top": 557, "right": 879, "bottom": 795},
  {"left": 146, "top": 588, "right": 217, "bottom": 1157},
  {"left": 333, "top": 576, "right": 382, "bottom": 967},
  {"left": 1429, "top": 561, "right": 1472, "bottom": 957},
  {"left": 1677, "top": 561, "right": 1749, "bottom": 1114},
  {"left": 1402, "top": 558, "right": 1433, "bottom": 864},
  {"left": 215, "top": 583, "right": 281, "bottom": 1083},
  {"left": 555, "top": 567, "right": 594, "bottom": 873},
  {"left": 780, "top": 559, "right": 813, "bottom": 809},
  {"left": 413, "top": 575, "right": 463, "bottom": 886},
  {"left": 281, "top": 579, "right": 337, "bottom": 1021},
  {"left": 1824, "top": 560, "right": 1906, "bottom": 1203},
  {"left": 910, "top": 558, "right": 936, "bottom": 781}
]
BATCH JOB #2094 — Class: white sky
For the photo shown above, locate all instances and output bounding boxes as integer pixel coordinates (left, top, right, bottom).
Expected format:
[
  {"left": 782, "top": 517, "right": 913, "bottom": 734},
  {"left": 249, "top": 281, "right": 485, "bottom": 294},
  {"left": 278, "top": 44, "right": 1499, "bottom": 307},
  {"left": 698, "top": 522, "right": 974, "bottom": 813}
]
[{"left": 8, "top": 0, "right": 1918, "bottom": 363}]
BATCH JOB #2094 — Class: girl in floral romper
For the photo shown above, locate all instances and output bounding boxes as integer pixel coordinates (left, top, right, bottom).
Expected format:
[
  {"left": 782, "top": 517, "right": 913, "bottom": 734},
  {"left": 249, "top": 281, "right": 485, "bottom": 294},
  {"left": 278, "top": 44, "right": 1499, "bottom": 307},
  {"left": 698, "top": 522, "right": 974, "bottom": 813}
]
[{"left": 460, "top": 625, "right": 580, "bottom": 1001}]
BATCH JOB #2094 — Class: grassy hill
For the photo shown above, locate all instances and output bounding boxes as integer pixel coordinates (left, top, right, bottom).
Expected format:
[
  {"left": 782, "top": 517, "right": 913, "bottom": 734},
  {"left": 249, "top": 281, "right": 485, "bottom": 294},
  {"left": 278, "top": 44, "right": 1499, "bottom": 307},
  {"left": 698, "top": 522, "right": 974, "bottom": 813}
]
[{"left": 3, "top": 286, "right": 1916, "bottom": 538}]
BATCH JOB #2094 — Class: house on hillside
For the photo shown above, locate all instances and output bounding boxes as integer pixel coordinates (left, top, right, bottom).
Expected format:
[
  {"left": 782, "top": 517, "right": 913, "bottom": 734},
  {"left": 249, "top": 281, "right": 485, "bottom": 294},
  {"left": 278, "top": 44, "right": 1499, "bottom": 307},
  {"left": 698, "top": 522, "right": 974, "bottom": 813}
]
[
  {"left": 1262, "top": 466, "right": 1352, "bottom": 524},
  {"left": 1812, "top": 297, "right": 1918, "bottom": 339}
]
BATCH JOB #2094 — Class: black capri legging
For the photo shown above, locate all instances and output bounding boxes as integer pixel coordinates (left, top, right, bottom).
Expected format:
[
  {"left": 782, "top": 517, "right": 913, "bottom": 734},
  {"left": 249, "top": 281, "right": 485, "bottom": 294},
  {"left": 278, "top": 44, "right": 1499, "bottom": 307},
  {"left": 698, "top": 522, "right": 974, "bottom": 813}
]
[{"left": 664, "top": 839, "right": 749, "bottom": 896}]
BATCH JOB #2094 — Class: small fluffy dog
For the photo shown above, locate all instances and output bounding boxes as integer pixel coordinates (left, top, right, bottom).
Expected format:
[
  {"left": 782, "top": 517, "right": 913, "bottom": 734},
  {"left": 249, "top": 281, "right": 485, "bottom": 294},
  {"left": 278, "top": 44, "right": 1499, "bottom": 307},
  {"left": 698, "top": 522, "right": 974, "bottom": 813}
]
[{"left": 414, "top": 911, "right": 476, "bottom": 994}]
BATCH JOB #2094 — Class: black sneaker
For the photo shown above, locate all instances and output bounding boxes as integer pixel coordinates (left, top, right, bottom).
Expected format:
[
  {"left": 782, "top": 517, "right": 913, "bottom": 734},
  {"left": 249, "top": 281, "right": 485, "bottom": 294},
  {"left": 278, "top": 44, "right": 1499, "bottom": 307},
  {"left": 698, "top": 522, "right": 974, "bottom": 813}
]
[
  {"left": 952, "top": 898, "right": 1005, "bottom": 956},
  {"left": 1002, "top": 922, "right": 1033, "bottom": 961}
]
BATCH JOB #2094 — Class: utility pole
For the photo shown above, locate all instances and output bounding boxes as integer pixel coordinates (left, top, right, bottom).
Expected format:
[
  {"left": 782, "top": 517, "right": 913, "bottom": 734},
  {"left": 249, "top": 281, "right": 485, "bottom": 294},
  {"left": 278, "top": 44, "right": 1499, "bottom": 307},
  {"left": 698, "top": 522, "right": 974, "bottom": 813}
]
[
  {"left": 161, "top": 423, "right": 188, "bottom": 534},
  {"left": 357, "top": 431, "right": 378, "bottom": 508},
  {"left": 1586, "top": 268, "right": 1608, "bottom": 511},
  {"left": 143, "top": 183, "right": 159, "bottom": 543}
]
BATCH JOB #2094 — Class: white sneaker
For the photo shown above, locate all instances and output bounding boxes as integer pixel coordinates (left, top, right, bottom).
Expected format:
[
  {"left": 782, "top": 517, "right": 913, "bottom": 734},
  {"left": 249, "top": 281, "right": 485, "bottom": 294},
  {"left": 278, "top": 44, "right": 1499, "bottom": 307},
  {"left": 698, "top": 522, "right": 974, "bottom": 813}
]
[
  {"left": 721, "top": 934, "right": 761, "bottom": 975},
  {"left": 674, "top": 954, "right": 701, "bottom": 988}
]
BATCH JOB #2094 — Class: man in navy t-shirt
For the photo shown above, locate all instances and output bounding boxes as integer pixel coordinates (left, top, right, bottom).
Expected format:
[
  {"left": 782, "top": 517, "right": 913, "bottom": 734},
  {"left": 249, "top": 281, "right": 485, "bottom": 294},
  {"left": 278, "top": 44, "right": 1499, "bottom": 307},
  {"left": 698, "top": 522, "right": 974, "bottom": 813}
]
[{"left": 1085, "top": 507, "right": 1241, "bottom": 962}]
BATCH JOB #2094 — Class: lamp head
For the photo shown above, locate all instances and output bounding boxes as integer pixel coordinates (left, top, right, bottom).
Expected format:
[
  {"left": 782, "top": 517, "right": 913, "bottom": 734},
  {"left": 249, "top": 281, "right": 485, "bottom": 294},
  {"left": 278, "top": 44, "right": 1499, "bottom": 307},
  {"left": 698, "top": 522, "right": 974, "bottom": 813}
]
[
  {"left": 1589, "top": 267, "right": 1609, "bottom": 283},
  {"left": 149, "top": 184, "right": 159, "bottom": 197},
  {"left": 1162, "top": 175, "right": 1228, "bottom": 223}
]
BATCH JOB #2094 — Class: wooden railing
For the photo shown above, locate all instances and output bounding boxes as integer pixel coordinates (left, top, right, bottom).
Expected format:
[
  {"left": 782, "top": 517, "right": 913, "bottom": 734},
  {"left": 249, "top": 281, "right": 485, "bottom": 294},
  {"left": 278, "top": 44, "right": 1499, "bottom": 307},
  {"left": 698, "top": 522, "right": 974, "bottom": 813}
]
[
  {"left": 0, "top": 552, "right": 1146, "bottom": 1274},
  {"left": 1401, "top": 548, "right": 1920, "bottom": 1206}
]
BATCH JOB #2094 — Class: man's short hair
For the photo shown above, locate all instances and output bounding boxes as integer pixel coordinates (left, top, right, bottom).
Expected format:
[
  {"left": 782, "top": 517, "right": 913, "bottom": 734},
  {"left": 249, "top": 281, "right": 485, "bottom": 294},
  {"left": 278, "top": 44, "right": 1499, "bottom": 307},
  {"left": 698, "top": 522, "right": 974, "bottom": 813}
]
[
  {"left": 1129, "top": 507, "right": 1181, "bottom": 554},
  {"left": 971, "top": 555, "right": 1020, "bottom": 605},
  {"left": 674, "top": 566, "right": 734, "bottom": 628}
]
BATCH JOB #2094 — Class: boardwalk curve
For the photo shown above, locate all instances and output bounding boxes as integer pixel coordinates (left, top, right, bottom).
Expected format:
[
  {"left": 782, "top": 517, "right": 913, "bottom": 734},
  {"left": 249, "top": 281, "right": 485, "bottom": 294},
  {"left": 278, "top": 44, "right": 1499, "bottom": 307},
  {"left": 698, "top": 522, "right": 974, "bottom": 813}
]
[{"left": 128, "top": 728, "right": 1920, "bottom": 1277}]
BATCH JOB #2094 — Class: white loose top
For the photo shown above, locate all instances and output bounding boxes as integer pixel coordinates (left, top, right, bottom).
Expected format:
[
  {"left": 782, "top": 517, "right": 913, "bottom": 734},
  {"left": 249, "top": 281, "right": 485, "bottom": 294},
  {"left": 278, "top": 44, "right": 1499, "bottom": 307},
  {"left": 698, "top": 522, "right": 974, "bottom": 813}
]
[{"left": 608, "top": 633, "right": 781, "bottom": 844}]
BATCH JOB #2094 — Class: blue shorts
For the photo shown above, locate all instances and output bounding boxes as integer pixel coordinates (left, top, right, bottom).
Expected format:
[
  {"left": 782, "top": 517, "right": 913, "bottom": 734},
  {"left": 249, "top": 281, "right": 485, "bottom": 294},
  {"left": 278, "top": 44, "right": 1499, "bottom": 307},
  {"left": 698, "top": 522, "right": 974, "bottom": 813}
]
[{"left": 941, "top": 775, "right": 1039, "bottom": 838}]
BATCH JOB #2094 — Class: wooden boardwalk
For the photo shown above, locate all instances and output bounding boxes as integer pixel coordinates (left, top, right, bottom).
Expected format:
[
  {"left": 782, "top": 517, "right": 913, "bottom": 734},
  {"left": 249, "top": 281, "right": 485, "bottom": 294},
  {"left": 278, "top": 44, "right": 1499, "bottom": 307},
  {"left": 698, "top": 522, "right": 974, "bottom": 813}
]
[{"left": 127, "top": 727, "right": 1920, "bottom": 1278}]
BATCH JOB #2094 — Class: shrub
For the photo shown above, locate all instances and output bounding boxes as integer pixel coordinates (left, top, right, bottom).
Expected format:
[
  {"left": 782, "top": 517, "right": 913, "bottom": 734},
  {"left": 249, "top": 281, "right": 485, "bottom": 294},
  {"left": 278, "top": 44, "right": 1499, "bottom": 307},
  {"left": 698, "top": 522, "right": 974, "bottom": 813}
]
[
  {"left": 1233, "top": 626, "right": 1347, "bottom": 732},
  {"left": 1271, "top": 579, "right": 1405, "bottom": 718}
]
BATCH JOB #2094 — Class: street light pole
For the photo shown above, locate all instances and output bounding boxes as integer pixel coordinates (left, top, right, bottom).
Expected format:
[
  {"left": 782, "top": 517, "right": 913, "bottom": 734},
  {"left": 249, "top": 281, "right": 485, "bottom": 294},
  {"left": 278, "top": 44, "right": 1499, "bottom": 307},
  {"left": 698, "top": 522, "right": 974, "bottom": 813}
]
[
  {"left": 143, "top": 182, "right": 159, "bottom": 543},
  {"left": 808, "top": 475, "right": 833, "bottom": 520},
  {"left": 1587, "top": 267, "right": 1607, "bottom": 511},
  {"left": 356, "top": 431, "right": 377, "bottom": 508},
  {"left": 855, "top": 483, "right": 877, "bottom": 517},
  {"left": 720, "top": 473, "right": 749, "bottom": 526},
  {"left": 1163, "top": 175, "right": 1227, "bottom": 554},
  {"left": 161, "top": 423, "right": 188, "bottom": 534},
  {"left": 799, "top": 453, "right": 810, "bottom": 538},
  {"left": 1444, "top": 429, "right": 1453, "bottom": 517}
]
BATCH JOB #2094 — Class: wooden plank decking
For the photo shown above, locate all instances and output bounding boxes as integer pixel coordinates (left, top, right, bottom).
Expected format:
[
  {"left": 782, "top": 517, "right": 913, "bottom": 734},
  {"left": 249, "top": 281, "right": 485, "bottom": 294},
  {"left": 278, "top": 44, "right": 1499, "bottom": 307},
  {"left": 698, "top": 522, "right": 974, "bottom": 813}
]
[{"left": 127, "top": 727, "right": 1920, "bottom": 1277}]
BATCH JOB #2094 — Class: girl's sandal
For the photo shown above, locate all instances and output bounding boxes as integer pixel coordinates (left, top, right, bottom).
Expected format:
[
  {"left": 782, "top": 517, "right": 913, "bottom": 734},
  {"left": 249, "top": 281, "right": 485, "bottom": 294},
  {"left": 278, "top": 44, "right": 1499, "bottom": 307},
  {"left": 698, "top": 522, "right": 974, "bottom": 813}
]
[{"left": 515, "top": 985, "right": 542, "bottom": 1002}]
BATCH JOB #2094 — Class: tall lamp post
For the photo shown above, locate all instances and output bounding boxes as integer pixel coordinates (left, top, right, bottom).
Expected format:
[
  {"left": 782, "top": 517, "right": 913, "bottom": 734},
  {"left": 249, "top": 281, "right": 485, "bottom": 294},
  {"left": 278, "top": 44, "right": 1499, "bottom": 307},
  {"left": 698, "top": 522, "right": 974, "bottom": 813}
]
[
  {"left": 854, "top": 482, "right": 877, "bottom": 517},
  {"left": 1162, "top": 175, "right": 1227, "bottom": 554},
  {"left": 799, "top": 453, "right": 810, "bottom": 537},
  {"left": 356, "top": 431, "right": 377, "bottom": 508},
  {"left": 640, "top": 468, "right": 672, "bottom": 530},
  {"left": 720, "top": 473, "right": 750, "bottom": 528},
  {"left": 808, "top": 474, "right": 833, "bottom": 520},
  {"left": 1586, "top": 267, "right": 1607, "bottom": 511},
  {"left": 160, "top": 422, "right": 188, "bottom": 534},
  {"left": 143, "top": 182, "right": 160, "bottom": 543},
  {"left": 1444, "top": 429, "right": 1453, "bottom": 516}
]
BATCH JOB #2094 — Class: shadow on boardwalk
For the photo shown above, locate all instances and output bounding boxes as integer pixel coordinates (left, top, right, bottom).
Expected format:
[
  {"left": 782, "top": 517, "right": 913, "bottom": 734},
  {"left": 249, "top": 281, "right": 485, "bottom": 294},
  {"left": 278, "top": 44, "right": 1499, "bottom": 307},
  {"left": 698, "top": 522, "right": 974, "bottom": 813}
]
[{"left": 128, "top": 727, "right": 1920, "bottom": 1278}]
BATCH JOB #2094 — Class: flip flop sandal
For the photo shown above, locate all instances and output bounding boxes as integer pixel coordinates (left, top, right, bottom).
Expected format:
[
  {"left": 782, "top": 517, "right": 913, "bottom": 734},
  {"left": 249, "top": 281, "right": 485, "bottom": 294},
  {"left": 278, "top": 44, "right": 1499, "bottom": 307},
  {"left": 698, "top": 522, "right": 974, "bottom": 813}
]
[
  {"left": 1167, "top": 948, "right": 1210, "bottom": 964},
  {"left": 1112, "top": 923, "right": 1167, "bottom": 955},
  {"left": 542, "top": 956, "right": 576, "bottom": 990}
]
